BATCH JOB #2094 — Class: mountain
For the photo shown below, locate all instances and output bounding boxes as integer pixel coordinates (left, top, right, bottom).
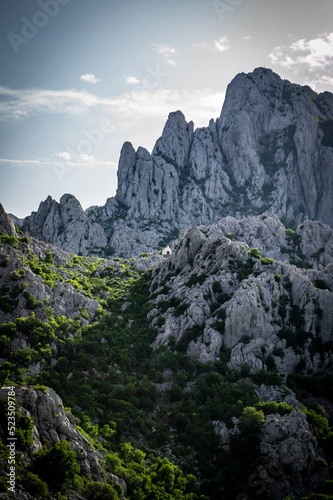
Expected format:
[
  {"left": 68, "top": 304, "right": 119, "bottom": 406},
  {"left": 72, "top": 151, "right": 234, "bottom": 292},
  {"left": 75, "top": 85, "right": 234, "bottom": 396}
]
[
  {"left": 1, "top": 201, "right": 333, "bottom": 499},
  {"left": 21, "top": 67, "right": 333, "bottom": 257},
  {"left": 2, "top": 67, "right": 333, "bottom": 499}
]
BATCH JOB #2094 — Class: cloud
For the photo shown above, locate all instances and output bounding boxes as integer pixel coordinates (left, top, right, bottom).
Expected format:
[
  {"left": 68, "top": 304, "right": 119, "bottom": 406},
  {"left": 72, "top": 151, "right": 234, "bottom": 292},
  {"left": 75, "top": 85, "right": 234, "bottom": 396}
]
[
  {"left": 0, "top": 84, "right": 224, "bottom": 128},
  {"left": 80, "top": 74, "right": 100, "bottom": 84},
  {"left": 270, "top": 33, "right": 333, "bottom": 71},
  {"left": 106, "top": 88, "right": 225, "bottom": 128},
  {"left": 0, "top": 86, "right": 101, "bottom": 121},
  {"left": 192, "top": 36, "right": 230, "bottom": 53},
  {"left": 57, "top": 151, "right": 72, "bottom": 161},
  {"left": 153, "top": 44, "right": 177, "bottom": 65},
  {"left": 126, "top": 76, "right": 141, "bottom": 85},
  {"left": 242, "top": 35, "right": 252, "bottom": 41},
  {"left": 0, "top": 157, "right": 117, "bottom": 168}
]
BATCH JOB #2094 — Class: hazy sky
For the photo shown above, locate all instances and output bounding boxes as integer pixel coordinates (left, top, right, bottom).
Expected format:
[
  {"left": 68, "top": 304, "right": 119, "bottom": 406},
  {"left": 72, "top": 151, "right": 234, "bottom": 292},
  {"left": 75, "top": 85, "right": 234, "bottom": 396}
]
[{"left": 1, "top": 0, "right": 332, "bottom": 217}]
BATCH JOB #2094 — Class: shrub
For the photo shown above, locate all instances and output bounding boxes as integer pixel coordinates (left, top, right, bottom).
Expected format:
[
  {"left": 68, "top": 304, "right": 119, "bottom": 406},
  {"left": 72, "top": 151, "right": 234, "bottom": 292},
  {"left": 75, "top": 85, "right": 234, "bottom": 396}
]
[
  {"left": 44, "top": 249, "right": 54, "bottom": 265},
  {"left": 157, "top": 316, "right": 166, "bottom": 327},
  {"left": 252, "top": 369, "right": 283, "bottom": 386},
  {"left": 32, "top": 440, "right": 80, "bottom": 492},
  {"left": 239, "top": 406, "right": 265, "bottom": 431},
  {"left": 84, "top": 481, "right": 119, "bottom": 499},
  {"left": 185, "top": 273, "right": 207, "bottom": 287},
  {"left": 17, "top": 472, "right": 48, "bottom": 498},
  {"left": 248, "top": 248, "right": 261, "bottom": 259},
  {"left": 255, "top": 401, "right": 294, "bottom": 416},
  {"left": 274, "top": 273, "right": 281, "bottom": 283},
  {"left": 0, "top": 234, "right": 19, "bottom": 248},
  {"left": 313, "top": 279, "right": 329, "bottom": 290},
  {"left": 260, "top": 257, "right": 275, "bottom": 265},
  {"left": 272, "top": 346, "right": 285, "bottom": 358}
]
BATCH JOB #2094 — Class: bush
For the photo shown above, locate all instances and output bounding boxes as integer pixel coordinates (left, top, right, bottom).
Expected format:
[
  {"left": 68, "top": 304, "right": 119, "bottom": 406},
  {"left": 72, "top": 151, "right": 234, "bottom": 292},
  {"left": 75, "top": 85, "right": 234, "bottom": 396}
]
[
  {"left": 44, "top": 249, "right": 54, "bottom": 265},
  {"left": 185, "top": 273, "right": 207, "bottom": 287},
  {"left": 32, "top": 440, "right": 80, "bottom": 492},
  {"left": 248, "top": 248, "right": 261, "bottom": 259},
  {"left": 17, "top": 472, "right": 48, "bottom": 498},
  {"left": 157, "top": 316, "right": 166, "bottom": 327},
  {"left": 255, "top": 401, "right": 294, "bottom": 416},
  {"left": 84, "top": 481, "right": 119, "bottom": 499},
  {"left": 252, "top": 369, "right": 283, "bottom": 386},
  {"left": 260, "top": 257, "right": 275, "bottom": 265},
  {"left": 313, "top": 279, "right": 329, "bottom": 290},
  {"left": 0, "top": 234, "right": 19, "bottom": 248}
]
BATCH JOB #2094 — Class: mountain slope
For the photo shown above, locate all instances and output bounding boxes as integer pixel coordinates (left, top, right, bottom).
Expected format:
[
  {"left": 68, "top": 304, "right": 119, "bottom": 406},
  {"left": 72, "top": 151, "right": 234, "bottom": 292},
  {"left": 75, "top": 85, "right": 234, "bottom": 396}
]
[{"left": 1, "top": 203, "right": 333, "bottom": 499}]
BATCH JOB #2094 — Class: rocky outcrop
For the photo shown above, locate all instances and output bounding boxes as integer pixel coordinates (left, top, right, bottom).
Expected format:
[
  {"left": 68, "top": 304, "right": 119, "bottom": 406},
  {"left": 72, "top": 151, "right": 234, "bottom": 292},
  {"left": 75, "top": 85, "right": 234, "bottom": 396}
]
[
  {"left": 22, "top": 194, "right": 107, "bottom": 256},
  {"left": 0, "top": 386, "right": 126, "bottom": 491},
  {"left": 148, "top": 214, "right": 333, "bottom": 373},
  {"left": 257, "top": 411, "right": 328, "bottom": 499},
  {"left": 0, "top": 203, "right": 16, "bottom": 236},
  {"left": 0, "top": 232, "right": 99, "bottom": 325},
  {"left": 18, "top": 68, "right": 333, "bottom": 258}
]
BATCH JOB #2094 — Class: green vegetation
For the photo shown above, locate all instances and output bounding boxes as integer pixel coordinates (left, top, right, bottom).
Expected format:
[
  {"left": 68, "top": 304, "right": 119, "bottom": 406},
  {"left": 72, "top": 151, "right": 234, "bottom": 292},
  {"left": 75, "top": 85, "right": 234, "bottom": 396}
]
[
  {"left": 185, "top": 273, "right": 207, "bottom": 287},
  {"left": 313, "top": 279, "right": 329, "bottom": 290},
  {"left": 319, "top": 117, "right": 333, "bottom": 148},
  {"left": 0, "top": 229, "right": 332, "bottom": 499}
]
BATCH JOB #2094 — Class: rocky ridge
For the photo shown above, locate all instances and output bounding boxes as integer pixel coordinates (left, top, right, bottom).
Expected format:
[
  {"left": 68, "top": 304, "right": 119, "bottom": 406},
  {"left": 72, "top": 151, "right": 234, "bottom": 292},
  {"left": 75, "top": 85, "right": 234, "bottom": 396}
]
[
  {"left": 148, "top": 212, "right": 333, "bottom": 374},
  {"left": 20, "top": 67, "right": 333, "bottom": 257}
]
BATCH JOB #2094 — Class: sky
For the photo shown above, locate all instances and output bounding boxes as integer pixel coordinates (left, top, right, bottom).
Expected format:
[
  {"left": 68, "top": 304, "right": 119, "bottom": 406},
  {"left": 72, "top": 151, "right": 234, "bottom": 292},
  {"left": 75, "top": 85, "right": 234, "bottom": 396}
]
[{"left": 0, "top": 0, "right": 333, "bottom": 218}]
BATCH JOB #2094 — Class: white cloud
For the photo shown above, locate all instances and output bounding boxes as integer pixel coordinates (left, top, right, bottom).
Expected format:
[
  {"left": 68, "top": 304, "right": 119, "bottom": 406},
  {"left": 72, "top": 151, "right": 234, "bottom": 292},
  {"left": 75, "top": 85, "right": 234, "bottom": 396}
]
[
  {"left": 213, "top": 36, "right": 230, "bottom": 53},
  {"left": 126, "top": 76, "right": 141, "bottom": 85},
  {"left": 0, "top": 86, "right": 101, "bottom": 121},
  {"left": 0, "top": 84, "right": 224, "bottom": 129},
  {"left": 192, "top": 36, "right": 230, "bottom": 53},
  {"left": 80, "top": 74, "right": 100, "bottom": 84},
  {"left": 0, "top": 157, "right": 117, "bottom": 168},
  {"left": 153, "top": 44, "right": 177, "bottom": 65},
  {"left": 106, "top": 88, "right": 225, "bottom": 128},
  {"left": 270, "top": 33, "right": 333, "bottom": 71},
  {"left": 57, "top": 151, "right": 72, "bottom": 161},
  {"left": 242, "top": 35, "right": 252, "bottom": 41}
]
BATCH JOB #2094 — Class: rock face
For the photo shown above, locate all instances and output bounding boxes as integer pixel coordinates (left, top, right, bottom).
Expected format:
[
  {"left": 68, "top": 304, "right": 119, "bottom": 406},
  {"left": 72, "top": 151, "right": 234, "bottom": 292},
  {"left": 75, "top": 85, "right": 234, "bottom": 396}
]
[
  {"left": 0, "top": 386, "right": 125, "bottom": 490},
  {"left": 257, "top": 411, "right": 328, "bottom": 499},
  {"left": 0, "top": 228, "right": 100, "bottom": 325},
  {"left": 0, "top": 203, "right": 16, "bottom": 236},
  {"left": 23, "top": 194, "right": 107, "bottom": 256},
  {"left": 148, "top": 213, "right": 333, "bottom": 374},
  {"left": 20, "top": 67, "right": 333, "bottom": 257}
]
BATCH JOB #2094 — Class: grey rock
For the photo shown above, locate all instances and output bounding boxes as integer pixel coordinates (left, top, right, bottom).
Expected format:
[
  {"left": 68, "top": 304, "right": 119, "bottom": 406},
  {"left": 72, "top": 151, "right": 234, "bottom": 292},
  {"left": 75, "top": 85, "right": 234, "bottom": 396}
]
[
  {"left": 23, "top": 194, "right": 107, "bottom": 256},
  {"left": 20, "top": 68, "right": 333, "bottom": 258}
]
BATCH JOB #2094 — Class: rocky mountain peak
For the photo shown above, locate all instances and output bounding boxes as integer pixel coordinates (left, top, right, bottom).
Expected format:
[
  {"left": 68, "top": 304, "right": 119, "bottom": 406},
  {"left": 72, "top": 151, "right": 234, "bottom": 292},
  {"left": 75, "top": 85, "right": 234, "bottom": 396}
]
[
  {"left": 152, "top": 110, "right": 194, "bottom": 168},
  {"left": 0, "top": 202, "right": 16, "bottom": 236},
  {"left": 20, "top": 67, "right": 333, "bottom": 257}
]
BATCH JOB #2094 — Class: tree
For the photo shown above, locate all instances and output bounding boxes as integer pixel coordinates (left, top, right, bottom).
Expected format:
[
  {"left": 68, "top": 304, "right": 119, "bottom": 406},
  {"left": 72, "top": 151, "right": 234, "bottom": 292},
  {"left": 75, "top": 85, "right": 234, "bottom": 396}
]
[{"left": 33, "top": 440, "right": 80, "bottom": 491}]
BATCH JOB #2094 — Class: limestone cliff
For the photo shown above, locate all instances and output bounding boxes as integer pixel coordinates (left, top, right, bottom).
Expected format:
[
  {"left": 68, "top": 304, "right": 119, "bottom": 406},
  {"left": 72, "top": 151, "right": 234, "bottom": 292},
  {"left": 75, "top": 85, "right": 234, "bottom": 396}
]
[
  {"left": 22, "top": 194, "right": 107, "bottom": 257},
  {"left": 148, "top": 213, "right": 333, "bottom": 374},
  {"left": 21, "top": 67, "right": 333, "bottom": 258}
]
